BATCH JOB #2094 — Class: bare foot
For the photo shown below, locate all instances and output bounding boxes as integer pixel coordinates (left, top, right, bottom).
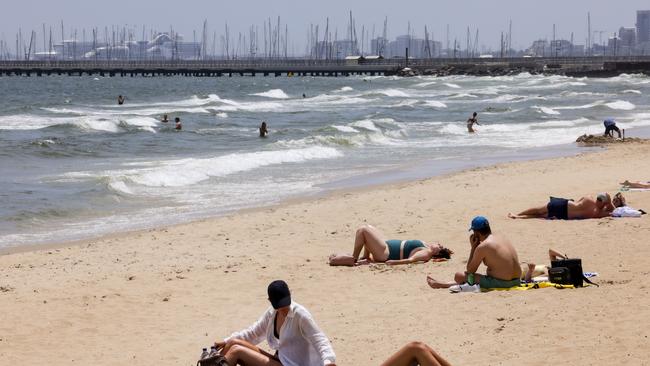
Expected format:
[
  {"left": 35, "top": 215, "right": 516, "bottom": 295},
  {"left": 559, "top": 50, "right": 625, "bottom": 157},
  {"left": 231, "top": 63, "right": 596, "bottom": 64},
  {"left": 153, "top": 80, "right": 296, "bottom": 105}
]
[
  {"left": 426, "top": 275, "right": 451, "bottom": 289},
  {"left": 507, "top": 213, "right": 519, "bottom": 219}
]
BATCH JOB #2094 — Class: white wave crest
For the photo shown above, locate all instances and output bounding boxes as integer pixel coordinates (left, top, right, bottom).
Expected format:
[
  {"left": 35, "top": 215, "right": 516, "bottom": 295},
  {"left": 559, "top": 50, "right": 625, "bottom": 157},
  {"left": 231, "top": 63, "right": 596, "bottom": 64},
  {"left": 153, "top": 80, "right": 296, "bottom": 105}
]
[
  {"left": 444, "top": 83, "right": 461, "bottom": 89},
  {"left": 82, "top": 147, "right": 343, "bottom": 188},
  {"left": 534, "top": 106, "right": 560, "bottom": 115},
  {"left": 252, "top": 89, "right": 290, "bottom": 99},
  {"left": 424, "top": 100, "right": 448, "bottom": 108},
  {"left": 605, "top": 100, "right": 635, "bottom": 110},
  {"left": 332, "top": 125, "right": 358, "bottom": 133}
]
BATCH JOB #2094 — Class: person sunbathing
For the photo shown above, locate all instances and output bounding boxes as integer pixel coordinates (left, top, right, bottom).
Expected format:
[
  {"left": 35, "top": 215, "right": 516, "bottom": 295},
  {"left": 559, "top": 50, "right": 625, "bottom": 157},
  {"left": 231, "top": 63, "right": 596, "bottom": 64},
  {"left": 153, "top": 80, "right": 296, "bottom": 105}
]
[
  {"left": 215, "top": 280, "right": 336, "bottom": 366},
  {"left": 380, "top": 341, "right": 452, "bottom": 366},
  {"left": 507, "top": 192, "right": 624, "bottom": 220},
  {"left": 621, "top": 180, "right": 650, "bottom": 189},
  {"left": 427, "top": 216, "right": 522, "bottom": 290},
  {"left": 328, "top": 224, "right": 453, "bottom": 266},
  {"left": 520, "top": 248, "right": 568, "bottom": 282}
]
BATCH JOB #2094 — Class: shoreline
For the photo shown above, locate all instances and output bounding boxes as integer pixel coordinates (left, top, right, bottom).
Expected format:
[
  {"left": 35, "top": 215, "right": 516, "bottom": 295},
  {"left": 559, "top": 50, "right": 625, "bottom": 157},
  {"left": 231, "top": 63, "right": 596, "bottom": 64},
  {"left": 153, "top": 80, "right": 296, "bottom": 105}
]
[
  {"left": 1, "top": 140, "right": 649, "bottom": 365},
  {"left": 0, "top": 138, "right": 602, "bottom": 256}
]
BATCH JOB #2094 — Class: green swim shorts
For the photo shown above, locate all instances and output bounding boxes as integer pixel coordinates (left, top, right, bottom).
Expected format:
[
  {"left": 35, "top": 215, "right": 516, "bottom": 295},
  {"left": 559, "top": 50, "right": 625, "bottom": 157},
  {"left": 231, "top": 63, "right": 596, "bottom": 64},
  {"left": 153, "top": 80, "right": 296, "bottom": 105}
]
[{"left": 479, "top": 275, "right": 521, "bottom": 289}]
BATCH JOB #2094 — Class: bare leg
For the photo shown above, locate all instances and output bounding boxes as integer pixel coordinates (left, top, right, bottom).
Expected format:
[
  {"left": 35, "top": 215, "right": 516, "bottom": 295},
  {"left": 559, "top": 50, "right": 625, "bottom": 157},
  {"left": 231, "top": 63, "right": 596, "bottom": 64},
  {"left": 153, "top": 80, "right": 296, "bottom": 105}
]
[
  {"left": 508, "top": 204, "right": 548, "bottom": 219},
  {"left": 379, "top": 341, "right": 452, "bottom": 366},
  {"left": 328, "top": 254, "right": 356, "bottom": 266},
  {"left": 352, "top": 225, "right": 389, "bottom": 262},
  {"left": 620, "top": 180, "right": 650, "bottom": 189},
  {"left": 224, "top": 344, "right": 282, "bottom": 366}
]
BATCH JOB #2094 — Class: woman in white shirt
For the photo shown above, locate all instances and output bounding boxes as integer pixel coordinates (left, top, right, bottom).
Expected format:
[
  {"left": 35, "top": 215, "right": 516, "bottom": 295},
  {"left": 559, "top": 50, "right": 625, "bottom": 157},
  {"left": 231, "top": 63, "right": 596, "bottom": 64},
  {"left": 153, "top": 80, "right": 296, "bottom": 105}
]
[{"left": 216, "top": 280, "right": 336, "bottom": 366}]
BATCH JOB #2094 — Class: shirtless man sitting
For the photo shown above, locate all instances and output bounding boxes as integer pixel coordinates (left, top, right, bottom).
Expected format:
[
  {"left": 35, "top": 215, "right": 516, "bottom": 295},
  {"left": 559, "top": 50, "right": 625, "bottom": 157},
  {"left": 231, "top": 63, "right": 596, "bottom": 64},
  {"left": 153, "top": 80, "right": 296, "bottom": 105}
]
[
  {"left": 508, "top": 192, "right": 624, "bottom": 220},
  {"left": 427, "top": 216, "right": 522, "bottom": 290}
]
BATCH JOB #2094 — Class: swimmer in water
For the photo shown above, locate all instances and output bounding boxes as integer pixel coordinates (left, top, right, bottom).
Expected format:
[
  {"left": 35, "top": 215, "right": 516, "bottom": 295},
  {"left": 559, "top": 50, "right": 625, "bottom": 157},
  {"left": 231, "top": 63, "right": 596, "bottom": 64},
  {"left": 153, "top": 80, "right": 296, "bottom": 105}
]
[
  {"left": 117, "top": 95, "right": 126, "bottom": 105},
  {"left": 466, "top": 112, "right": 480, "bottom": 133},
  {"left": 259, "top": 121, "right": 268, "bottom": 137},
  {"left": 175, "top": 117, "right": 182, "bottom": 130},
  {"left": 161, "top": 114, "right": 169, "bottom": 123}
]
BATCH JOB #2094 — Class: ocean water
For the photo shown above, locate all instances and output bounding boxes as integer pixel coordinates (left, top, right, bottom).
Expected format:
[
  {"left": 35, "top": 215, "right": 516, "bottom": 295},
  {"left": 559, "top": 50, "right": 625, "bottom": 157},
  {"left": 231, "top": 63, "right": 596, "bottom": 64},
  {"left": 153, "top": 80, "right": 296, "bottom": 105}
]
[{"left": 1, "top": 72, "right": 648, "bottom": 248}]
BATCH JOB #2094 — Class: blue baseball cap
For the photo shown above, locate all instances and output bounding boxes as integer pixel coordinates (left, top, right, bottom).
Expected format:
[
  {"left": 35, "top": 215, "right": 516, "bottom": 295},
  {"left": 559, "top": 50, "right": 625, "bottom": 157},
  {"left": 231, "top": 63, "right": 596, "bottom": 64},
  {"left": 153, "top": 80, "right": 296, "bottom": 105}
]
[{"left": 469, "top": 216, "right": 490, "bottom": 231}]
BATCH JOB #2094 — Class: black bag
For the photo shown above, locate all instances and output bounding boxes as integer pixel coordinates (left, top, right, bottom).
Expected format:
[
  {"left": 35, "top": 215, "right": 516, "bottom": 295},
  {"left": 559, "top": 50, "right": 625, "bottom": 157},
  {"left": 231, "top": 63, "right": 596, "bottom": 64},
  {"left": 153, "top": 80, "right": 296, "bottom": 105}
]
[
  {"left": 548, "top": 266, "right": 571, "bottom": 285},
  {"left": 197, "top": 355, "right": 229, "bottom": 366},
  {"left": 550, "top": 258, "right": 598, "bottom": 287}
]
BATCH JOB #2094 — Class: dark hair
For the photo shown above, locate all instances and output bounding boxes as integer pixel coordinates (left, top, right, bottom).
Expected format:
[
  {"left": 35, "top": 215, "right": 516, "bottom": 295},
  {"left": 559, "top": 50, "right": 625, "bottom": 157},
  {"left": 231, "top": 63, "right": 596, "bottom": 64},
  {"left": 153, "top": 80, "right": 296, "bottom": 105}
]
[
  {"left": 434, "top": 247, "right": 454, "bottom": 260},
  {"left": 473, "top": 112, "right": 477, "bottom": 116},
  {"left": 175, "top": 117, "right": 180, "bottom": 122}
]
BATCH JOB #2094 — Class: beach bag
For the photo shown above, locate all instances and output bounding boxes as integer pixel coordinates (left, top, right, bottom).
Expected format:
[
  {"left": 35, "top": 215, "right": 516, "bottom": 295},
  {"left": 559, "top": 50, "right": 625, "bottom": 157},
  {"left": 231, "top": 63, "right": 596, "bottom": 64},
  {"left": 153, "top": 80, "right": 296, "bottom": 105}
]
[
  {"left": 550, "top": 258, "right": 598, "bottom": 287},
  {"left": 197, "top": 355, "right": 229, "bottom": 366},
  {"left": 548, "top": 266, "right": 571, "bottom": 285}
]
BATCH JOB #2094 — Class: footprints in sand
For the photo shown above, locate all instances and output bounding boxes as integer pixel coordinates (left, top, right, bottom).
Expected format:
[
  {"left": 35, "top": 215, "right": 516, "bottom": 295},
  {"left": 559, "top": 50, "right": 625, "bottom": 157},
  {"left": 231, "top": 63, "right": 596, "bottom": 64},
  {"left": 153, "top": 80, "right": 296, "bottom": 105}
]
[
  {"left": 0, "top": 285, "right": 14, "bottom": 293},
  {"left": 495, "top": 317, "right": 516, "bottom": 333}
]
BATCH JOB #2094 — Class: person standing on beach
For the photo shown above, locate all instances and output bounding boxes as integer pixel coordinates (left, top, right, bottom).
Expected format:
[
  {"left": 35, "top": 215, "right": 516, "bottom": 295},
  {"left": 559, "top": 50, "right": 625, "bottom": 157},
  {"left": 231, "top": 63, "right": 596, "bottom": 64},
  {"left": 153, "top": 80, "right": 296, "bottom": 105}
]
[
  {"left": 175, "top": 117, "right": 182, "bottom": 131},
  {"left": 215, "top": 280, "right": 337, "bottom": 366},
  {"left": 466, "top": 112, "right": 480, "bottom": 133},
  {"left": 117, "top": 95, "right": 126, "bottom": 105},
  {"left": 427, "top": 216, "right": 522, "bottom": 290},
  {"left": 603, "top": 118, "right": 622, "bottom": 138},
  {"left": 259, "top": 121, "right": 269, "bottom": 137}
]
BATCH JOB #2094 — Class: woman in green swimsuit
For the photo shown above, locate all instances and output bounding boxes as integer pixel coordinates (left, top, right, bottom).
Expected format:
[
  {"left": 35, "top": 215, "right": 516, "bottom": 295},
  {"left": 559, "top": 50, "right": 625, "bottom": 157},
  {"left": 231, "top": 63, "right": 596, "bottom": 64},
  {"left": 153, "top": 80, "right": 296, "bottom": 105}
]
[{"left": 329, "top": 224, "right": 453, "bottom": 266}]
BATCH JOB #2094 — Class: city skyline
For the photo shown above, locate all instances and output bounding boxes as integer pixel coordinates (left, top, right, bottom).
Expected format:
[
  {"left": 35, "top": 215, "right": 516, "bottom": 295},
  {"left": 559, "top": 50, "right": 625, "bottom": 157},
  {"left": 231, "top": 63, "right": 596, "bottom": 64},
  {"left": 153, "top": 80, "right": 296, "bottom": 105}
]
[{"left": 1, "top": 0, "right": 648, "bottom": 52}]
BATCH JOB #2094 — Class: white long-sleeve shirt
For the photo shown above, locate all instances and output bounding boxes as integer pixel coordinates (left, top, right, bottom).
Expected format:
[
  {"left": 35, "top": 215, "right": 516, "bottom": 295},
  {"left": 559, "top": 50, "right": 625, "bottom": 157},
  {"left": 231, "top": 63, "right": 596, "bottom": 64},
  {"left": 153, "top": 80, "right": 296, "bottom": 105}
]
[{"left": 225, "top": 302, "right": 336, "bottom": 366}]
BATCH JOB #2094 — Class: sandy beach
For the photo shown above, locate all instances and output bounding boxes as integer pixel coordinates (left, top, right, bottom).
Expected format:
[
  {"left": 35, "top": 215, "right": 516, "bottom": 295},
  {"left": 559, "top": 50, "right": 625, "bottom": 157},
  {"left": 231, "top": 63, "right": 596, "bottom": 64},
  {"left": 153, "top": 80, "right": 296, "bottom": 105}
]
[{"left": 1, "top": 141, "right": 649, "bottom": 366}]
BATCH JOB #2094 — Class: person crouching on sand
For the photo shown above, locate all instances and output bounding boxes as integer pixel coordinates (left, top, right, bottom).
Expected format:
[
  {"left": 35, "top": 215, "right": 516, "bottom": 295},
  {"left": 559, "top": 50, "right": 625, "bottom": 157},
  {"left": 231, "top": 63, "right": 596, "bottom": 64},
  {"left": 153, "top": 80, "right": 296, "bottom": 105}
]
[
  {"left": 427, "top": 216, "right": 522, "bottom": 290},
  {"left": 328, "top": 224, "right": 453, "bottom": 266},
  {"left": 215, "top": 280, "right": 336, "bottom": 366}
]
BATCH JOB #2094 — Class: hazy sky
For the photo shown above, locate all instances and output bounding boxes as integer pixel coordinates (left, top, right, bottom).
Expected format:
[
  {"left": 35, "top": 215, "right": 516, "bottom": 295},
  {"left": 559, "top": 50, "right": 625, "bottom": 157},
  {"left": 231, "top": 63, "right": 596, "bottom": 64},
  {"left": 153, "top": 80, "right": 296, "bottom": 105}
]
[{"left": 2, "top": 0, "right": 648, "bottom": 51}]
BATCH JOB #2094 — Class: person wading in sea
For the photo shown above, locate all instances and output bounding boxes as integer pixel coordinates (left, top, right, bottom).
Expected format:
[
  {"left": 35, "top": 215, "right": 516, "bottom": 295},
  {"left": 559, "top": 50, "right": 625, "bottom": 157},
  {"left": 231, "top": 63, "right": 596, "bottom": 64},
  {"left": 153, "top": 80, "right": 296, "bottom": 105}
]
[
  {"left": 466, "top": 112, "right": 480, "bottom": 133},
  {"left": 117, "top": 95, "right": 126, "bottom": 105}
]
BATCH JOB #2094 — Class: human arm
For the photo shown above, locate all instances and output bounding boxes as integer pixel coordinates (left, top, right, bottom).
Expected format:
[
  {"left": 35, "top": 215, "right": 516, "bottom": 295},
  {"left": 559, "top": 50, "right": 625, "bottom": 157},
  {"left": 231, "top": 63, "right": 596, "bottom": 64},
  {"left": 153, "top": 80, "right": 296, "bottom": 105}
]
[
  {"left": 298, "top": 309, "right": 336, "bottom": 366},
  {"left": 548, "top": 248, "right": 567, "bottom": 261},
  {"left": 222, "top": 308, "right": 272, "bottom": 346},
  {"left": 466, "top": 237, "right": 485, "bottom": 274},
  {"left": 386, "top": 248, "right": 432, "bottom": 265}
]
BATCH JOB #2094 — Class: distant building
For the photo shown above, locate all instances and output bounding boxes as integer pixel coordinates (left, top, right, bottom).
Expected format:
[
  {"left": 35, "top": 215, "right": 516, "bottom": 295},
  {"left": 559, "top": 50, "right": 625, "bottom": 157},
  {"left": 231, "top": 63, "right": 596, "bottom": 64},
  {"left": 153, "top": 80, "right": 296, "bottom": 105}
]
[
  {"left": 618, "top": 27, "right": 637, "bottom": 47},
  {"left": 525, "top": 40, "right": 548, "bottom": 57},
  {"left": 371, "top": 35, "right": 441, "bottom": 58},
  {"left": 637, "top": 10, "right": 650, "bottom": 43}
]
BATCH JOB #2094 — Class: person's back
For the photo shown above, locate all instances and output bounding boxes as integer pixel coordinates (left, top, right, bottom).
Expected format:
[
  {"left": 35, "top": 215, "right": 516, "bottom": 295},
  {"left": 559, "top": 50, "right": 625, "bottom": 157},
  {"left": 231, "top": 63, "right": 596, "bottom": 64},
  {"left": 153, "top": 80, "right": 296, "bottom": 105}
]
[
  {"left": 568, "top": 195, "right": 612, "bottom": 219},
  {"left": 480, "top": 234, "right": 521, "bottom": 281}
]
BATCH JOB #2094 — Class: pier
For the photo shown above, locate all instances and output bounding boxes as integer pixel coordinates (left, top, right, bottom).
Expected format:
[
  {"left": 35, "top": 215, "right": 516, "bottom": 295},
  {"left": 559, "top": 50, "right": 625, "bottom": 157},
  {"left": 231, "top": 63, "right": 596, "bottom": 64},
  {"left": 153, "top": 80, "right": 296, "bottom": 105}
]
[{"left": 1, "top": 56, "right": 650, "bottom": 77}]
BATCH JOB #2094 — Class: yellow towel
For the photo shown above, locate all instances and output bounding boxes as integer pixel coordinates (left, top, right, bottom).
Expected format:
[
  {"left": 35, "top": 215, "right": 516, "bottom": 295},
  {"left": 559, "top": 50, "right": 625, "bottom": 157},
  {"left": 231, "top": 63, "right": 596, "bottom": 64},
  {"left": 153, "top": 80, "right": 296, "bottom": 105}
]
[{"left": 482, "top": 281, "right": 575, "bottom": 292}]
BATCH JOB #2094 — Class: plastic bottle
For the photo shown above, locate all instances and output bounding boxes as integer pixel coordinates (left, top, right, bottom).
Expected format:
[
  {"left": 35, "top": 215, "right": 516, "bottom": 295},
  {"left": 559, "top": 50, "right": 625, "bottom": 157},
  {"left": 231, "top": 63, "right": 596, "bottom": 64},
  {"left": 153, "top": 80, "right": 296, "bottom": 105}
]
[
  {"left": 200, "top": 348, "right": 210, "bottom": 360},
  {"left": 208, "top": 346, "right": 218, "bottom": 357}
]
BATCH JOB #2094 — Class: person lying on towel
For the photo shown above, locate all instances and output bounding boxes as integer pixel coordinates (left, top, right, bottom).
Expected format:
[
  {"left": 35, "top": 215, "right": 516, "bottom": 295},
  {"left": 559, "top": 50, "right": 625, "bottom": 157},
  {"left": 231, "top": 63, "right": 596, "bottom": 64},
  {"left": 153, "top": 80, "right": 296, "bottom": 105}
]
[
  {"left": 427, "top": 216, "right": 522, "bottom": 290},
  {"left": 508, "top": 192, "right": 625, "bottom": 220}
]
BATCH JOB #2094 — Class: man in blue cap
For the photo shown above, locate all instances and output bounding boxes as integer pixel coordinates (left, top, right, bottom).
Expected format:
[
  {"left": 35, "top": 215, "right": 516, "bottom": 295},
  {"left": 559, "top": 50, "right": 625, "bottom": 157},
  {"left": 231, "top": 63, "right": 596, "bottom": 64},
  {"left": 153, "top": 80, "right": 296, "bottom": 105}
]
[{"left": 427, "top": 216, "right": 522, "bottom": 290}]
